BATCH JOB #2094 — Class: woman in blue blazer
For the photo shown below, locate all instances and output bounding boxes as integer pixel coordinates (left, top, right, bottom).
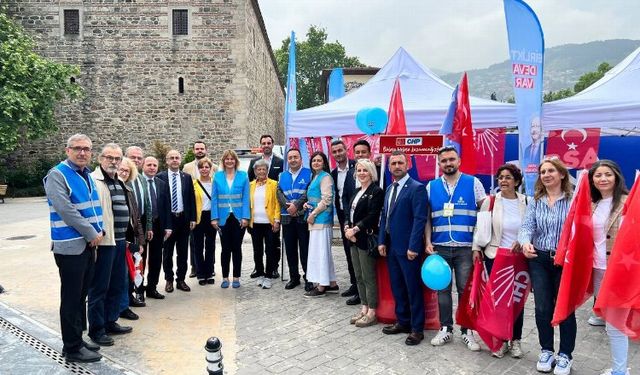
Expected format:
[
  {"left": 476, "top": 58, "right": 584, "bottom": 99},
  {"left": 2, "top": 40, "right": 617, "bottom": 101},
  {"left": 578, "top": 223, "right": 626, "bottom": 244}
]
[{"left": 211, "top": 150, "right": 250, "bottom": 289}]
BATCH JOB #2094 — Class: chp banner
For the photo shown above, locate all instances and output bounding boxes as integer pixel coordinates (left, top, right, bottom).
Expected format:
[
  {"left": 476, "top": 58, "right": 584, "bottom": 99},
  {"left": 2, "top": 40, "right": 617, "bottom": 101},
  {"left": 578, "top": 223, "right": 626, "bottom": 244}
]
[{"left": 503, "top": 0, "right": 545, "bottom": 195}]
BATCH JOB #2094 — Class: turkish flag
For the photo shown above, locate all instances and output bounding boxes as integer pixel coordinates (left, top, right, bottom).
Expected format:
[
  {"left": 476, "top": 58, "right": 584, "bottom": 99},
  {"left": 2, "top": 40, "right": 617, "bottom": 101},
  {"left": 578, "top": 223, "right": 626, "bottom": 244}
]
[
  {"left": 552, "top": 173, "right": 594, "bottom": 325},
  {"left": 546, "top": 128, "right": 601, "bottom": 170},
  {"left": 594, "top": 177, "right": 640, "bottom": 339},
  {"left": 341, "top": 134, "right": 380, "bottom": 160},
  {"left": 385, "top": 79, "right": 408, "bottom": 136},
  {"left": 474, "top": 128, "right": 506, "bottom": 175},
  {"left": 456, "top": 73, "right": 476, "bottom": 175},
  {"left": 476, "top": 248, "right": 531, "bottom": 351},
  {"left": 125, "top": 244, "right": 136, "bottom": 282}
]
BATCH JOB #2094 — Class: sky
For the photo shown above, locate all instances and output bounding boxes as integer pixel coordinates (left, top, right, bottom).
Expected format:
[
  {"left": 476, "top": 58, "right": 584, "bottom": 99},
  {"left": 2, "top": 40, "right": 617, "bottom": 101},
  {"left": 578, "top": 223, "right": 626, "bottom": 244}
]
[{"left": 257, "top": 0, "right": 640, "bottom": 73}]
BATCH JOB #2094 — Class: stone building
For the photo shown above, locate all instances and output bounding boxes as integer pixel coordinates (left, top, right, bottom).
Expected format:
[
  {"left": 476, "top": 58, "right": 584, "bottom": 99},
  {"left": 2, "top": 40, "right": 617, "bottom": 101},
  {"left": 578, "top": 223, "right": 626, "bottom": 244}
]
[{"left": 6, "top": 0, "right": 285, "bottom": 160}]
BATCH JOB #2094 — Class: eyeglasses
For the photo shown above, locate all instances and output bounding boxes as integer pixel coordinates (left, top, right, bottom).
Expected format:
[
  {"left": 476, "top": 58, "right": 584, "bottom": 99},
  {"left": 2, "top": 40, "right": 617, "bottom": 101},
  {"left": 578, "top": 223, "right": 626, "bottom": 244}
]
[
  {"left": 69, "top": 146, "right": 92, "bottom": 153},
  {"left": 102, "top": 155, "right": 122, "bottom": 163},
  {"left": 118, "top": 168, "right": 130, "bottom": 174}
]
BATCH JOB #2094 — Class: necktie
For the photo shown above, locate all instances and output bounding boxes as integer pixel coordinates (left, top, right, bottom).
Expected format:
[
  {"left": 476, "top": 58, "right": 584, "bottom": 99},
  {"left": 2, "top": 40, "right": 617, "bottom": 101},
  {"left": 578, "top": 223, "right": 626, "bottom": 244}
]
[
  {"left": 148, "top": 178, "right": 158, "bottom": 219},
  {"left": 171, "top": 172, "right": 179, "bottom": 212},
  {"left": 386, "top": 182, "right": 399, "bottom": 233},
  {"left": 134, "top": 178, "right": 144, "bottom": 215}
]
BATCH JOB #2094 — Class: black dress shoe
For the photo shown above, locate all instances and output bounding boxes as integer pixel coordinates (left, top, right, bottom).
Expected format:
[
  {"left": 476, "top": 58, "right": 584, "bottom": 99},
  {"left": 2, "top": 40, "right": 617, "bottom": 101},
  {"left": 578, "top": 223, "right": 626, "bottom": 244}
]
[
  {"left": 146, "top": 289, "right": 165, "bottom": 299},
  {"left": 119, "top": 308, "right": 139, "bottom": 321},
  {"left": 176, "top": 280, "right": 191, "bottom": 292},
  {"left": 341, "top": 284, "right": 358, "bottom": 297},
  {"left": 82, "top": 340, "right": 100, "bottom": 352},
  {"left": 199, "top": 279, "right": 207, "bottom": 286},
  {"left": 90, "top": 334, "right": 114, "bottom": 346},
  {"left": 135, "top": 292, "right": 145, "bottom": 303},
  {"left": 382, "top": 323, "right": 412, "bottom": 335},
  {"left": 346, "top": 295, "right": 361, "bottom": 306},
  {"left": 250, "top": 270, "right": 263, "bottom": 279},
  {"left": 304, "top": 282, "right": 314, "bottom": 292},
  {"left": 271, "top": 270, "right": 280, "bottom": 279},
  {"left": 405, "top": 332, "right": 425, "bottom": 346},
  {"left": 129, "top": 296, "right": 146, "bottom": 307},
  {"left": 206, "top": 278, "right": 215, "bottom": 285},
  {"left": 165, "top": 281, "right": 174, "bottom": 293},
  {"left": 285, "top": 279, "right": 300, "bottom": 290},
  {"left": 65, "top": 346, "right": 102, "bottom": 363},
  {"left": 105, "top": 322, "right": 132, "bottom": 335}
]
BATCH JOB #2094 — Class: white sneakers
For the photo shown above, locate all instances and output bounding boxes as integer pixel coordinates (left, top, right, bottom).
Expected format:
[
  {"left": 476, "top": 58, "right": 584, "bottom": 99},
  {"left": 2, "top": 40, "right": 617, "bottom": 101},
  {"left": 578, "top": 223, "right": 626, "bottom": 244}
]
[
  {"left": 492, "top": 342, "right": 509, "bottom": 358},
  {"left": 554, "top": 353, "right": 573, "bottom": 375},
  {"left": 430, "top": 327, "right": 453, "bottom": 346},
  {"left": 510, "top": 340, "right": 523, "bottom": 358},
  {"left": 588, "top": 315, "right": 606, "bottom": 326},
  {"left": 600, "top": 368, "right": 630, "bottom": 375},
  {"left": 257, "top": 276, "right": 265, "bottom": 287},
  {"left": 537, "top": 350, "right": 556, "bottom": 373},
  {"left": 262, "top": 278, "right": 272, "bottom": 289},
  {"left": 461, "top": 332, "right": 480, "bottom": 351}
]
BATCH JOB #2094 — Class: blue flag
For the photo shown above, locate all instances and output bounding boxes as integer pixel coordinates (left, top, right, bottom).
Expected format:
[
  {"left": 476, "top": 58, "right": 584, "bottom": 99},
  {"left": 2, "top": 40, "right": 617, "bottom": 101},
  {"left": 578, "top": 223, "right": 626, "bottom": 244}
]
[
  {"left": 328, "top": 68, "right": 345, "bottom": 102},
  {"left": 503, "top": 0, "right": 545, "bottom": 194},
  {"left": 440, "top": 84, "right": 460, "bottom": 153},
  {"left": 283, "top": 31, "right": 297, "bottom": 169}
]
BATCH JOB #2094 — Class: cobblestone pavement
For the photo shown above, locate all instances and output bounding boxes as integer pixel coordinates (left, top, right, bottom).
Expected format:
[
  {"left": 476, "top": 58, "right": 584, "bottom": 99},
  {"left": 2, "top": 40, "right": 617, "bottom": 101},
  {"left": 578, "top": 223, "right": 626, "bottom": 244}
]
[{"left": 234, "top": 243, "right": 638, "bottom": 374}]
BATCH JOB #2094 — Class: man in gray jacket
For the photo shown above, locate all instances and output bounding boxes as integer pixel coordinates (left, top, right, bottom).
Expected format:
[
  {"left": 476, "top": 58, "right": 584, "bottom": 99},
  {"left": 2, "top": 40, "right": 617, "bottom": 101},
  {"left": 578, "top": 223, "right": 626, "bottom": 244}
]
[{"left": 44, "top": 134, "right": 104, "bottom": 363}]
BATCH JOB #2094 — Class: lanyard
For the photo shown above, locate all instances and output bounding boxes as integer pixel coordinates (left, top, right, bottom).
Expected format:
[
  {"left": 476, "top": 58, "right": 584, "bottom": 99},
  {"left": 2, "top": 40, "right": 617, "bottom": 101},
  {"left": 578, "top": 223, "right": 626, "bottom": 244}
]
[{"left": 441, "top": 175, "right": 461, "bottom": 203}]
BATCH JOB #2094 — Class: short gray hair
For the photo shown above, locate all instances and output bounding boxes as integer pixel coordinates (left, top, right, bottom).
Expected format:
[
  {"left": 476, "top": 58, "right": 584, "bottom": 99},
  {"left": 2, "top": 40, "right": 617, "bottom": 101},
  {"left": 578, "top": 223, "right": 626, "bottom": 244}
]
[
  {"left": 100, "top": 143, "right": 122, "bottom": 157},
  {"left": 66, "top": 134, "right": 92, "bottom": 148},
  {"left": 355, "top": 159, "right": 378, "bottom": 182},
  {"left": 253, "top": 159, "right": 269, "bottom": 171},
  {"left": 125, "top": 146, "right": 143, "bottom": 157}
]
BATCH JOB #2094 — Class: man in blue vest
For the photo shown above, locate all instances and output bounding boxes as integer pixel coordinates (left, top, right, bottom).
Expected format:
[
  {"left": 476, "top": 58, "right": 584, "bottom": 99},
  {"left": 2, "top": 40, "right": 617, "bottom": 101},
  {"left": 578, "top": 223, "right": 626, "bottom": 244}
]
[
  {"left": 276, "top": 148, "right": 313, "bottom": 291},
  {"left": 44, "top": 133, "right": 104, "bottom": 363},
  {"left": 426, "top": 146, "right": 486, "bottom": 351}
]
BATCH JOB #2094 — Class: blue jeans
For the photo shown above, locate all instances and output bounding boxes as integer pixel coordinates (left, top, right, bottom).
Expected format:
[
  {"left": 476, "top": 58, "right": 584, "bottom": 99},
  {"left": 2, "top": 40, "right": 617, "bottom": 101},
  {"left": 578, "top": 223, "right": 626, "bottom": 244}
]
[
  {"left": 88, "top": 240, "right": 126, "bottom": 337},
  {"left": 528, "top": 250, "right": 576, "bottom": 358},
  {"left": 434, "top": 246, "right": 473, "bottom": 330}
]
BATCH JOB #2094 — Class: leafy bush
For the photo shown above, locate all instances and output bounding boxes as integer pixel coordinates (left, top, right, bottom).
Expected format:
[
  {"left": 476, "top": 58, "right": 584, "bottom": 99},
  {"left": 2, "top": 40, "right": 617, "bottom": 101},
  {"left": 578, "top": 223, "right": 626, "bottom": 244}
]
[{"left": 0, "top": 156, "right": 61, "bottom": 197}]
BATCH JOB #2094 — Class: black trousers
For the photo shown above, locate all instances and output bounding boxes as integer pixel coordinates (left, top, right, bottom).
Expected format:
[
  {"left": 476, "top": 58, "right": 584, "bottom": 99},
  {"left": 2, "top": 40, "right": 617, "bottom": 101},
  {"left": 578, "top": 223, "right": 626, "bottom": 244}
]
[
  {"left": 220, "top": 215, "right": 245, "bottom": 278},
  {"left": 249, "top": 223, "right": 277, "bottom": 277},
  {"left": 54, "top": 245, "right": 94, "bottom": 353},
  {"left": 144, "top": 217, "right": 164, "bottom": 292},
  {"left": 283, "top": 220, "right": 309, "bottom": 282},
  {"left": 163, "top": 214, "right": 190, "bottom": 282},
  {"left": 337, "top": 208, "right": 357, "bottom": 286},
  {"left": 193, "top": 210, "right": 216, "bottom": 279}
]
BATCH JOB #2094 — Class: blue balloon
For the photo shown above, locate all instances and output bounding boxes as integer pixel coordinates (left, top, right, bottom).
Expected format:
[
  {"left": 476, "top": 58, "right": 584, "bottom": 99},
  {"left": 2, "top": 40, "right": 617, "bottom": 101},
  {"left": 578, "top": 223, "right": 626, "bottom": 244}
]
[
  {"left": 355, "top": 107, "right": 388, "bottom": 135},
  {"left": 421, "top": 254, "right": 452, "bottom": 291}
]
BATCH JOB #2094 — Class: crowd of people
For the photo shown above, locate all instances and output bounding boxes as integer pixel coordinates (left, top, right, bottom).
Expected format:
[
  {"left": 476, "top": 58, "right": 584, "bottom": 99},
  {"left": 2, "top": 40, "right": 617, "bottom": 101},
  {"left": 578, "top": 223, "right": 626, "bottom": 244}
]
[{"left": 45, "top": 133, "right": 634, "bottom": 375}]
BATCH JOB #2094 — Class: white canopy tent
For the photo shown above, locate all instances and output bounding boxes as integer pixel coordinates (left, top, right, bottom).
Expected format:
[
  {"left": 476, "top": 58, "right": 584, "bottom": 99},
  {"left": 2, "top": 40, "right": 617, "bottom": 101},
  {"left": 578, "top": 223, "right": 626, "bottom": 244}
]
[
  {"left": 287, "top": 47, "right": 518, "bottom": 138},
  {"left": 543, "top": 47, "right": 640, "bottom": 133}
]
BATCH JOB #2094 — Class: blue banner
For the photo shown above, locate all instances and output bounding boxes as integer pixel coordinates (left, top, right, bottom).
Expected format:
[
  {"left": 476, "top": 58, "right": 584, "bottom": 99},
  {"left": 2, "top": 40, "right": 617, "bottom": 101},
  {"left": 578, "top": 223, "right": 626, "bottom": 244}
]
[
  {"left": 328, "top": 68, "right": 345, "bottom": 102},
  {"left": 283, "top": 31, "right": 297, "bottom": 169},
  {"left": 503, "top": 0, "right": 545, "bottom": 194}
]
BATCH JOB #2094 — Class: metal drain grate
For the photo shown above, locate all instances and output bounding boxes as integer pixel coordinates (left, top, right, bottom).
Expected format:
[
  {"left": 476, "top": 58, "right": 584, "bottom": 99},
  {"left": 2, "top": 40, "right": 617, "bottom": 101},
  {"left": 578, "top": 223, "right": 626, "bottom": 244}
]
[{"left": 0, "top": 316, "right": 95, "bottom": 374}]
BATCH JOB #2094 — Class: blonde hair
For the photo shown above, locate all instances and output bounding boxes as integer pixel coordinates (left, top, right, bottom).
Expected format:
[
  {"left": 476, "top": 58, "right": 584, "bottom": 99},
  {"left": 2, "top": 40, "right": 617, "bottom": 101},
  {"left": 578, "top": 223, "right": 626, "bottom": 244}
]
[
  {"left": 355, "top": 159, "right": 378, "bottom": 183},
  {"left": 220, "top": 149, "right": 240, "bottom": 170},
  {"left": 533, "top": 158, "right": 572, "bottom": 200},
  {"left": 197, "top": 157, "right": 213, "bottom": 169},
  {"left": 119, "top": 157, "right": 138, "bottom": 183}
]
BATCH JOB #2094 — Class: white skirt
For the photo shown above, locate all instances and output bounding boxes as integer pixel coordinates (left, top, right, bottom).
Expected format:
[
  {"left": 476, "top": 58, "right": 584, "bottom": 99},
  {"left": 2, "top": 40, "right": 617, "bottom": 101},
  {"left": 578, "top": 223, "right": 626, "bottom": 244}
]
[{"left": 306, "top": 227, "right": 336, "bottom": 286}]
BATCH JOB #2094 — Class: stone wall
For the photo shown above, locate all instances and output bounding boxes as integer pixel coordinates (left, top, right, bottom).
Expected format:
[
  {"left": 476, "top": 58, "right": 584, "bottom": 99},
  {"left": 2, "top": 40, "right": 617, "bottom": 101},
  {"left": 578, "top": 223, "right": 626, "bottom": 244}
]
[{"left": 6, "top": 0, "right": 284, "bottom": 162}]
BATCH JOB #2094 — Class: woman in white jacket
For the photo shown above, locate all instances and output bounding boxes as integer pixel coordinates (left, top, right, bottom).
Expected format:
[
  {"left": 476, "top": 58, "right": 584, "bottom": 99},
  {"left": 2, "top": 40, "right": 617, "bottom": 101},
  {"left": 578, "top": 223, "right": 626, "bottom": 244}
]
[{"left": 472, "top": 163, "right": 528, "bottom": 359}]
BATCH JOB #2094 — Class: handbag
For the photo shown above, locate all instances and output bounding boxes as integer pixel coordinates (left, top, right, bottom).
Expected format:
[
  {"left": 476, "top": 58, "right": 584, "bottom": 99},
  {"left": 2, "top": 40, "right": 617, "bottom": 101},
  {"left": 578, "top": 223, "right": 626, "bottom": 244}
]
[
  {"left": 366, "top": 229, "right": 380, "bottom": 258},
  {"left": 473, "top": 195, "right": 495, "bottom": 248}
]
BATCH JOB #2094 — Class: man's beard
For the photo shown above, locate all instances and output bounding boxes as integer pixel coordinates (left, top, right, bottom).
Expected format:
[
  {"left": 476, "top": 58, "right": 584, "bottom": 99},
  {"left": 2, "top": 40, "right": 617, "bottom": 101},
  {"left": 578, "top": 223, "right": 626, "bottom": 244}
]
[
  {"left": 443, "top": 167, "right": 458, "bottom": 176},
  {"left": 195, "top": 153, "right": 206, "bottom": 159}
]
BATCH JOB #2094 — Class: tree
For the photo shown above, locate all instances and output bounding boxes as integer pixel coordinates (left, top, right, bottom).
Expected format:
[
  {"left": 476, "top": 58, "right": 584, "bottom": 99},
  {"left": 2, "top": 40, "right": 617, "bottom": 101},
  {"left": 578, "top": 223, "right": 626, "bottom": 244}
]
[
  {"left": 274, "top": 26, "right": 365, "bottom": 110},
  {"left": 573, "top": 62, "right": 611, "bottom": 93},
  {"left": 543, "top": 88, "right": 574, "bottom": 102},
  {"left": 0, "top": 11, "right": 82, "bottom": 156}
]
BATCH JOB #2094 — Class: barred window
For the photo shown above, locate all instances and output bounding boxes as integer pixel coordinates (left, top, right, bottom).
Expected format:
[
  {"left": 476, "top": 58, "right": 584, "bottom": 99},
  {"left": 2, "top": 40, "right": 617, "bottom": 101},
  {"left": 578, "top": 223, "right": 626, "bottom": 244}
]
[
  {"left": 172, "top": 9, "right": 188, "bottom": 36},
  {"left": 64, "top": 9, "right": 80, "bottom": 35}
]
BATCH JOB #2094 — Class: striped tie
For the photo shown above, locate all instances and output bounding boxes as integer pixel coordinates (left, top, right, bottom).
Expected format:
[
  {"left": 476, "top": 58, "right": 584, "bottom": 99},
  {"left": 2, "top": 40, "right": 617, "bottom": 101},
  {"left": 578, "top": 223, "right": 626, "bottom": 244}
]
[{"left": 171, "top": 172, "right": 179, "bottom": 212}]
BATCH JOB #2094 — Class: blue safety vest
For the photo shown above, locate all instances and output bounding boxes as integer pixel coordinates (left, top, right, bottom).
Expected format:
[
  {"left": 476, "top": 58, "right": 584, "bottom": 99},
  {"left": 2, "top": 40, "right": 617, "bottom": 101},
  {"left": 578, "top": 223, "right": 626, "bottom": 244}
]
[
  {"left": 278, "top": 167, "right": 312, "bottom": 216},
  {"left": 306, "top": 171, "right": 333, "bottom": 225},
  {"left": 45, "top": 162, "right": 103, "bottom": 242},
  {"left": 429, "top": 174, "right": 477, "bottom": 244}
]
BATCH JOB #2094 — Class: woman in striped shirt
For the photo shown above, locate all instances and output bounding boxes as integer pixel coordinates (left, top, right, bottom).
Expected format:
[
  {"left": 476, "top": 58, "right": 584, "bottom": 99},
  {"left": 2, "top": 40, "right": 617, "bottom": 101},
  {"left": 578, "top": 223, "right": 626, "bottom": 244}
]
[{"left": 518, "top": 158, "right": 575, "bottom": 375}]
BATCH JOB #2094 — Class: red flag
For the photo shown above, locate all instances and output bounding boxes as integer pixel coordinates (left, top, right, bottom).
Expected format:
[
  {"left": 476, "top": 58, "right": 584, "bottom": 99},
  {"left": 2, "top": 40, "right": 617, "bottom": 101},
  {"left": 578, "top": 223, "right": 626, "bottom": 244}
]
[
  {"left": 474, "top": 128, "right": 506, "bottom": 175},
  {"left": 552, "top": 173, "right": 594, "bottom": 325},
  {"left": 457, "top": 73, "right": 476, "bottom": 174},
  {"left": 385, "top": 79, "right": 408, "bottom": 136},
  {"left": 125, "top": 245, "right": 136, "bottom": 282},
  {"left": 546, "top": 128, "right": 601, "bottom": 170},
  {"left": 476, "top": 248, "right": 531, "bottom": 351},
  {"left": 594, "top": 177, "right": 640, "bottom": 339},
  {"left": 456, "top": 258, "right": 487, "bottom": 329}
]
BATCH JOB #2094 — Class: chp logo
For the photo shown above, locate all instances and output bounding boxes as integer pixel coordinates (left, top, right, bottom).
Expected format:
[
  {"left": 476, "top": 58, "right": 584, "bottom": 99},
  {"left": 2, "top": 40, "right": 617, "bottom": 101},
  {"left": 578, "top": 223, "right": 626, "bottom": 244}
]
[{"left": 395, "top": 137, "right": 423, "bottom": 146}]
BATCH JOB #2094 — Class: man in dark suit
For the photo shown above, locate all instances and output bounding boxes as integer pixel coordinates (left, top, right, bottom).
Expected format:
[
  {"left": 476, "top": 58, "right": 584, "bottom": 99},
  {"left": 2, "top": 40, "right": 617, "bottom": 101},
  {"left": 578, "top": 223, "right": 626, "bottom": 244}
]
[
  {"left": 378, "top": 151, "right": 428, "bottom": 346},
  {"left": 330, "top": 139, "right": 358, "bottom": 303},
  {"left": 141, "top": 156, "right": 172, "bottom": 300},
  {"left": 156, "top": 150, "right": 196, "bottom": 293},
  {"left": 248, "top": 134, "right": 284, "bottom": 278}
]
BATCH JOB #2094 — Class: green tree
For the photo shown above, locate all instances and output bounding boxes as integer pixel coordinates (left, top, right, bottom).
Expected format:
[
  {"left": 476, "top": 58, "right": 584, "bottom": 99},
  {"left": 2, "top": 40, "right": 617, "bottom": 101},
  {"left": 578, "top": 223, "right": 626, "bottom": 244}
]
[
  {"left": 0, "top": 11, "right": 82, "bottom": 156},
  {"left": 543, "top": 88, "right": 574, "bottom": 102},
  {"left": 274, "top": 26, "right": 365, "bottom": 110},
  {"left": 573, "top": 62, "right": 611, "bottom": 93}
]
